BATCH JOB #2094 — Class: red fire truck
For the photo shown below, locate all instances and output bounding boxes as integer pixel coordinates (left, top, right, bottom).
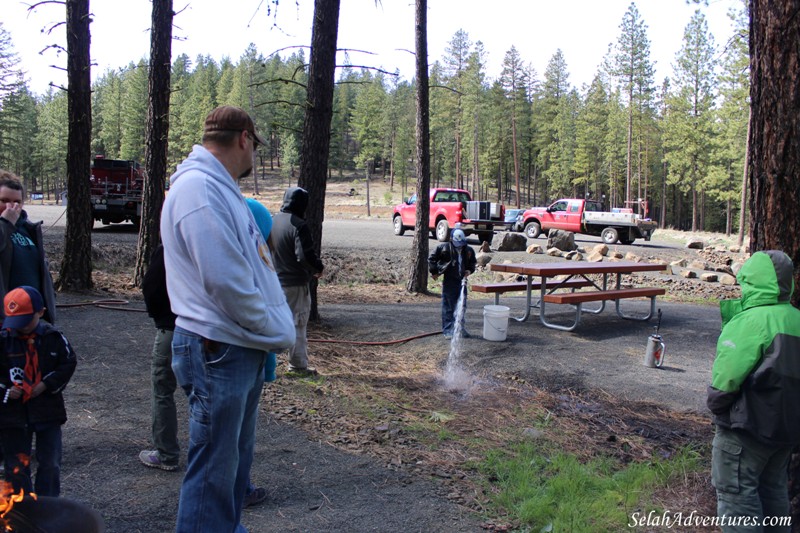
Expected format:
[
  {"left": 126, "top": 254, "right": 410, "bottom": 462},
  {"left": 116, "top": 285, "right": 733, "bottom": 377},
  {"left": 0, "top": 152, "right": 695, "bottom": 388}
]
[{"left": 89, "top": 156, "right": 144, "bottom": 226}]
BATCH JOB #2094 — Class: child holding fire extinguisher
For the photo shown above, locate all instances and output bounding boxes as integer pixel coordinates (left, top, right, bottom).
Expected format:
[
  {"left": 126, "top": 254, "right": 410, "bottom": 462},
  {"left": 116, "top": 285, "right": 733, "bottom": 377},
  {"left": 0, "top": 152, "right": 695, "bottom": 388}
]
[{"left": 0, "top": 286, "right": 76, "bottom": 496}]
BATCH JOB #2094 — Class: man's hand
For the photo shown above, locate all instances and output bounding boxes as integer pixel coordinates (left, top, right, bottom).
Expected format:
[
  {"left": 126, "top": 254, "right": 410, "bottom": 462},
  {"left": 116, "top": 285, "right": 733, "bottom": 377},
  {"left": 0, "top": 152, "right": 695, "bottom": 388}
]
[
  {"left": 1, "top": 201, "right": 22, "bottom": 225},
  {"left": 7, "top": 386, "right": 22, "bottom": 400}
]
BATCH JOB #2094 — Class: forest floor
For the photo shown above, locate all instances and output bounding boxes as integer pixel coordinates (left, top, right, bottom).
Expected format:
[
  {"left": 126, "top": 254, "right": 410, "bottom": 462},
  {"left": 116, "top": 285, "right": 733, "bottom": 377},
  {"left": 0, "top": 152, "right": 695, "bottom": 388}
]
[{"left": 30, "top": 175, "right": 742, "bottom": 532}]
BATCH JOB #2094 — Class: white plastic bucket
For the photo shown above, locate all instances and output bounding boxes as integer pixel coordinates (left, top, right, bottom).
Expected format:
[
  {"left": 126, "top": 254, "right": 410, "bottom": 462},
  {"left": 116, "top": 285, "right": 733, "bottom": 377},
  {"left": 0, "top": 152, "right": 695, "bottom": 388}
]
[{"left": 483, "top": 305, "right": 510, "bottom": 341}]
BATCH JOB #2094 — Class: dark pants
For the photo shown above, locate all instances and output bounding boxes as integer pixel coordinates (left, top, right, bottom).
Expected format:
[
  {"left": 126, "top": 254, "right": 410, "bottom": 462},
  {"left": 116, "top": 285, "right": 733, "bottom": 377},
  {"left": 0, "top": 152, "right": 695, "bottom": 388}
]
[
  {"left": 441, "top": 275, "right": 467, "bottom": 335},
  {"left": 1, "top": 424, "right": 62, "bottom": 496},
  {"left": 31, "top": 424, "right": 62, "bottom": 497},
  {"left": 1, "top": 427, "right": 33, "bottom": 494},
  {"left": 712, "top": 426, "right": 792, "bottom": 532}
]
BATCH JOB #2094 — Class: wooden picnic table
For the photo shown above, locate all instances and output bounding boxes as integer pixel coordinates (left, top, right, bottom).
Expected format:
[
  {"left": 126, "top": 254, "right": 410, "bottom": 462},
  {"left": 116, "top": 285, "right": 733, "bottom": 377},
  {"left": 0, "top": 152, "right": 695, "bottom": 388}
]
[{"left": 488, "top": 261, "right": 667, "bottom": 331}]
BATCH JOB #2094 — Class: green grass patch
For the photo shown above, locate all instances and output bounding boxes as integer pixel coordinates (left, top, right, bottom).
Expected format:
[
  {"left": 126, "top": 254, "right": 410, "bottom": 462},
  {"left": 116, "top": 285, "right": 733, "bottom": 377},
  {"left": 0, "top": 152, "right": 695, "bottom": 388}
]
[{"left": 479, "top": 442, "right": 702, "bottom": 532}]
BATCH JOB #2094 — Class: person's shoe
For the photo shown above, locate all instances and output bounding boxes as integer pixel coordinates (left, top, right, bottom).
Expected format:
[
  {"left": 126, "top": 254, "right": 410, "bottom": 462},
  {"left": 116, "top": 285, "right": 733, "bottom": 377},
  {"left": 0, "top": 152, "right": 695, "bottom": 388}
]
[
  {"left": 460, "top": 330, "right": 472, "bottom": 339},
  {"left": 244, "top": 486, "right": 268, "bottom": 508},
  {"left": 138, "top": 450, "right": 179, "bottom": 472},
  {"left": 443, "top": 332, "right": 453, "bottom": 340},
  {"left": 286, "top": 366, "right": 319, "bottom": 377}
]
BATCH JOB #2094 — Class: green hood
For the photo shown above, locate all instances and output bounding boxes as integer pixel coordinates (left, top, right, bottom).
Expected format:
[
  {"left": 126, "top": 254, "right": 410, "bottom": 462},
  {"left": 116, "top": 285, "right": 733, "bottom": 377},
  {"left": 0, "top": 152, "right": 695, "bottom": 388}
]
[{"left": 720, "top": 250, "right": 794, "bottom": 327}]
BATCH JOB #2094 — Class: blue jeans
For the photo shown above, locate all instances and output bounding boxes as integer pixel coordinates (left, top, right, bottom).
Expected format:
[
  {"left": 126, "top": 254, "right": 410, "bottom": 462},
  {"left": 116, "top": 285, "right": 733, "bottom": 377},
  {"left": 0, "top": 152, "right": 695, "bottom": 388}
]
[{"left": 172, "top": 327, "right": 265, "bottom": 533}]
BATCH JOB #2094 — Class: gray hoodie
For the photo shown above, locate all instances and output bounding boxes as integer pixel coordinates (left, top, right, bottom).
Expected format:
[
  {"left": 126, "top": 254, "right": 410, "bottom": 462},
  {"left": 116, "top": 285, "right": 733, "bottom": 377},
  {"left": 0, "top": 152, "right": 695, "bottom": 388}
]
[{"left": 160, "top": 145, "right": 295, "bottom": 351}]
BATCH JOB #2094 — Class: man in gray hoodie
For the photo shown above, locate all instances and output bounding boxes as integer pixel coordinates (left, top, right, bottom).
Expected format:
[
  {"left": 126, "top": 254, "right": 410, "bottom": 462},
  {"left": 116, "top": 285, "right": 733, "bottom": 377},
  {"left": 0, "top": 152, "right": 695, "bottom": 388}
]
[
  {"left": 160, "top": 106, "right": 295, "bottom": 533},
  {"left": 271, "top": 187, "right": 324, "bottom": 376}
]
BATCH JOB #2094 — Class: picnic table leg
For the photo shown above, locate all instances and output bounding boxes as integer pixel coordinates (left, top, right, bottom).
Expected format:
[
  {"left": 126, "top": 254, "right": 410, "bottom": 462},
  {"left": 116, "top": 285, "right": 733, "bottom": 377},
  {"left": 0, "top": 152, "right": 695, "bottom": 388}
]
[
  {"left": 539, "top": 297, "right": 583, "bottom": 332},
  {"left": 509, "top": 276, "right": 532, "bottom": 322},
  {"left": 577, "top": 273, "right": 605, "bottom": 315},
  {"left": 615, "top": 295, "right": 658, "bottom": 321}
]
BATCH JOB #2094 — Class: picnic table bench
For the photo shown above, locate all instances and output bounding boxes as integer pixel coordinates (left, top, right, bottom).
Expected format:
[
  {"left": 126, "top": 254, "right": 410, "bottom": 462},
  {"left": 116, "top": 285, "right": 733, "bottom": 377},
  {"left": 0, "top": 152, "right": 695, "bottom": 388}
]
[{"left": 472, "top": 279, "right": 593, "bottom": 305}]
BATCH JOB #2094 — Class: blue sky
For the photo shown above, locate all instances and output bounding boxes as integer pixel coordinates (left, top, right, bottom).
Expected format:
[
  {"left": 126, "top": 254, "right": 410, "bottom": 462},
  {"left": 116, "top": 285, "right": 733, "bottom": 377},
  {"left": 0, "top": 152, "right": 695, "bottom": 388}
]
[{"left": 5, "top": 0, "right": 742, "bottom": 96}]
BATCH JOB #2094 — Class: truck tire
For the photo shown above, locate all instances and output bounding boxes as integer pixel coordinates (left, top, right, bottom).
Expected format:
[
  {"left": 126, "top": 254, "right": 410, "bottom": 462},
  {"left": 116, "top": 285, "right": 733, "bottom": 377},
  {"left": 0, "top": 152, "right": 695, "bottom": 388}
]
[
  {"left": 478, "top": 231, "right": 493, "bottom": 244},
  {"left": 601, "top": 227, "right": 619, "bottom": 244},
  {"left": 393, "top": 216, "right": 405, "bottom": 236},
  {"left": 524, "top": 221, "right": 541, "bottom": 239},
  {"left": 436, "top": 219, "right": 451, "bottom": 242}
]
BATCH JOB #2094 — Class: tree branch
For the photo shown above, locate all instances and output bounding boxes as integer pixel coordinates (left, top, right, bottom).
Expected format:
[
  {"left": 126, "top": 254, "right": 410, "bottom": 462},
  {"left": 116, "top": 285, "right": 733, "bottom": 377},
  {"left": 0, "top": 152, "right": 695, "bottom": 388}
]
[{"left": 252, "top": 77, "right": 307, "bottom": 90}]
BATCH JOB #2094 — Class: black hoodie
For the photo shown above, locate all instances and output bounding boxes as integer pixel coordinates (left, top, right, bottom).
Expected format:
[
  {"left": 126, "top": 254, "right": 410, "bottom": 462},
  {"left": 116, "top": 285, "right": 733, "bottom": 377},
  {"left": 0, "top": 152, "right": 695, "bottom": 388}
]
[{"left": 271, "top": 187, "right": 324, "bottom": 287}]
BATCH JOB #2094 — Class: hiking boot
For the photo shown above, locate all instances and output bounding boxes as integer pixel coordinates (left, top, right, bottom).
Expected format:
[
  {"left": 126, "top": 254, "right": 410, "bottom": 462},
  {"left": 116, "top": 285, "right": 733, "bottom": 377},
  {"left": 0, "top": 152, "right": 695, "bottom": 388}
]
[
  {"left": 244, "top": 486, "right": 268, "bottom": 508},
  {"left": 460, "top": 330, "right": 472, "bottom": 339},
  {"left": 286, "top": 366, "right": 319, "bottom": 377},
  {"left": 138, "top": 450, "right": 179, "bottom": 472}
]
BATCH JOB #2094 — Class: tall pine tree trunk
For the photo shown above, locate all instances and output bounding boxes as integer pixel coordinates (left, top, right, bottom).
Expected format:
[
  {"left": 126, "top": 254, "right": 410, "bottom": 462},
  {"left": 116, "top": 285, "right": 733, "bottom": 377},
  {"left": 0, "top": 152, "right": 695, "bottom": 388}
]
[
  {"left": 58, "top": 0, "right": 93, "bottom": 291},
  {"left": 737, "top": 110, "right": 751, "bottom": 248},
  {"left": 406, "top": 0, "right": 431, "bottom": 294},
  {"left": 748, "top": 0, "right": 800, "bottom": 521},
  {"left": 134, "top": 0, "right": 173, "bottom": 286},
  {"left": 298, "top": 0, "right": 341, "bottom": 321}
]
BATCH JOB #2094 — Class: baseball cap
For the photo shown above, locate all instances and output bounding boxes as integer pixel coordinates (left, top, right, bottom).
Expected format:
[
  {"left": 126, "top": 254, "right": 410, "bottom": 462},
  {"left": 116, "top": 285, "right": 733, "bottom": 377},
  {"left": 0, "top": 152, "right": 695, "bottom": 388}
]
[
  {"left": 3, "top": 286, "right": 44, "bottom": 330},
  {"left": 451, "top": 229, "right": 467, "bottom": 247},
  {"left": 204, "top": 106, "right": 267, "bottom": 146}
]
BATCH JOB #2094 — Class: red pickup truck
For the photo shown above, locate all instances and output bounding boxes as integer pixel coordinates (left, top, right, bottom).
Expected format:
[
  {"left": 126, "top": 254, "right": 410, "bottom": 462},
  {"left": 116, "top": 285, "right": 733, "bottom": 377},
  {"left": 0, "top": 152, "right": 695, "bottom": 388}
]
[
  {"left": 517, "top": 198, "right": 657, "bottom": 245},
  {"left": 392, "top": 188, "right": 505, "bottom": 243}
]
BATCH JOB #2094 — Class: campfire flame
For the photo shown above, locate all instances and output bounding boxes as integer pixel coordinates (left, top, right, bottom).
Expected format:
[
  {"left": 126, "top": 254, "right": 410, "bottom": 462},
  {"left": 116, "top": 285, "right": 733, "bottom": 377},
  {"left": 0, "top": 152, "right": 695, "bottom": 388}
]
[{"left": 0, "top": 454, "right": 37, "bottom": 531}]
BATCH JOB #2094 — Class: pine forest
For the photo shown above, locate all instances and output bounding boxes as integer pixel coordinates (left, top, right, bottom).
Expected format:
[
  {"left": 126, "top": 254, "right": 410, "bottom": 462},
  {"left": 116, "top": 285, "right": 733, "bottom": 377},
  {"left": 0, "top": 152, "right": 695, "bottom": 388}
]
[{"left": 0, "top": 3, "right": 749, "bottom": 234}]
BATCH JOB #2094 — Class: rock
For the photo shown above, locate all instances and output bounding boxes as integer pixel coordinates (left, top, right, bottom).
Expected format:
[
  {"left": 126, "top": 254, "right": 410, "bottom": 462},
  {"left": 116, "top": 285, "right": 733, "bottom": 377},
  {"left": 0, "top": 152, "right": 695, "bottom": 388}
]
[
  {"left": 686, "top": 240, "right": 704, "bottom": 249},
  {"left": 565, "top": 251, "right": 583, "bottom": 261},
  {"left": 546, "top": 247, "right": 563, "bottom": 257},
  {"left": 546, "top": 229, "right": 577, "bottom": 252},
  {"left": 671, "top": 258, "right": 688, "bottom": 268},
  {"left": 479, "top": 241, "right": 491, "bottom": 253},
  {"left": 476, "top": 252, "right": 493, "bottom": 269},
  {"left": 592, "top": 244, "right": 609, "bottom": 256},
  {"left": 586, "top": 251, "right": 604, "bottom": 262},
  {"left": 493, "top": 232, "right": 528, "bottom": 251},
  {"left": 700, "top": 273, "right": 718, "bottom": 282},
  {"left": 608, "top": 251, "right": 624, "bottom": 259},
  {"left": 522, "top": 428, "right": 545, "bottom": 440},
  {"left": 719, "top": 273, "right": 737, "bottom": 285},
  {"left": 689, "top": 260, "right": 708, "bottom": 270},
  {"left": 731, "top": 262, "right": 744, "bottom": 275},
  {"left": 728, "top": 245, "right": 741, "bottom": 253},
  {"left": 526, "top": 244, "right": 544, "bottom": 254},
  {"left": 681, "top": 270, "right": 698, "bottom": 279},
  {"left": 624, "top": 252, "right": 641, "bottom": 262}
]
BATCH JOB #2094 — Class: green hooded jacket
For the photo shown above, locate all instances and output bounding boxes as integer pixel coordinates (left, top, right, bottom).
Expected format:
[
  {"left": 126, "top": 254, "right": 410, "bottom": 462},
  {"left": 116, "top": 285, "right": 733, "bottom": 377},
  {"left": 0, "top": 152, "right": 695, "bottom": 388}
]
[{"left": 707, "top": 250, "right": 800, "bottom": 445}]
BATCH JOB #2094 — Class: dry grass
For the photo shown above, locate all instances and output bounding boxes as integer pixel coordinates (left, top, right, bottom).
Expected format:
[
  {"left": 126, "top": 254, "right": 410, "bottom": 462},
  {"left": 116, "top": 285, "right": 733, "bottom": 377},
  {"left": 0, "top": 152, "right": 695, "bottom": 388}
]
[{"left": 265, "top": 316, "right": 716, "bottom": 527}]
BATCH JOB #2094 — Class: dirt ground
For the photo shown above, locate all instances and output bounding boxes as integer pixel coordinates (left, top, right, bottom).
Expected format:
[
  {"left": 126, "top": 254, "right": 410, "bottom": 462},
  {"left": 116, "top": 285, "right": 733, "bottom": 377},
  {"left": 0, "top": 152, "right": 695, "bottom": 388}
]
[{"left": 30, "top": 179, "right": 745, "bottom": 532}]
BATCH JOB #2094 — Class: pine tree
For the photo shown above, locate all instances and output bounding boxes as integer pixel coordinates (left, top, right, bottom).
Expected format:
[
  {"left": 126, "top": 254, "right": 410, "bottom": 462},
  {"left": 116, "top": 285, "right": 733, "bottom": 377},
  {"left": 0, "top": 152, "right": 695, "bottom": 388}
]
[
  {"left": 663, "top": 10, "right": 717, "bottom": 231},
  {"left": 610, "top": 2, "right": 655, "bottom": 207},
  {"left": 499, "top": 46, "right": 528, "bottom": 207}
]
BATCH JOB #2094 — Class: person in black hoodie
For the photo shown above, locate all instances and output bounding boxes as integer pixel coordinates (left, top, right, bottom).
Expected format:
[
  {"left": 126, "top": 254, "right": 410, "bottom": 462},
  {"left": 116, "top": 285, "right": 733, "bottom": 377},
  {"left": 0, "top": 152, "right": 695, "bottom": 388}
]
[
  {"left": 138, "top": 244, "right": 181, "bottom": 472},
  {"left": 0, "top": 286, "right": 76, "bottom": 496},
  {"left": 271, "top": 187, "right": 324, "bottom": 376},
  {"left": 428, "top": 229, "right": 477, "bottom": 339}
]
